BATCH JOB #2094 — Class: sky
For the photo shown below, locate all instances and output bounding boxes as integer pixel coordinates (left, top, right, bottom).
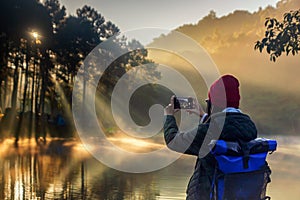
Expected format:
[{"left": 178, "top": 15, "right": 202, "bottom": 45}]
[{"left": 60, "top": 0, "right": 280, "bottom": 31}]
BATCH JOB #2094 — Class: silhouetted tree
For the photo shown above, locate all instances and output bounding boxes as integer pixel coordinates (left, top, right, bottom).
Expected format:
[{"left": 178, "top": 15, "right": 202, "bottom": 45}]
[
  {"left": 54, "top": 16, "right": 99, "bottom": 83},
  {"left": 44, "top": 0, "right": 66, "bottom": 33},
  {"left": 52, "top": 5, "right": 120, "bottom": 121},
  {"left": 255, "top": 9, "right": 300, "bottom": 61},
  {"left": 98, "top": 38, "right": 159, "bottom": 97}
]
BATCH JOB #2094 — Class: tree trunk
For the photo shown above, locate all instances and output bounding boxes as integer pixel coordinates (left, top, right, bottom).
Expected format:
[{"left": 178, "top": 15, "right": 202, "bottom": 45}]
[
  {"left": 11, "top": 58, "right": 19, "bottom": 110},
  {"left": 35, "top": 73, "right": 40, "bottom": 114},
  {"left": 3, "top": 76, "right": 8, "bottom": 109},
  {"left": 0, "top": 36, "right": 9, "bottom": 112},
  {"left": 31, "top": 62, "right": 35, "bottom": 113},
  {"left": 0, "top": 79, "right": 3, "bottom": 113},
  {"left": 40, "top": 65, "right": 47, "bottom": 143},
  {"left": 18, "top": 66, "right": 24, "bottom": 109},
  {"left": 22, "top": 46, "right": 30, "bottom": 113},
  {"left": 40, "top": 68, "right": 46, "bottom": 115},
  {"left": 15, "top": 44, "right": 30, "bottom": 143}
]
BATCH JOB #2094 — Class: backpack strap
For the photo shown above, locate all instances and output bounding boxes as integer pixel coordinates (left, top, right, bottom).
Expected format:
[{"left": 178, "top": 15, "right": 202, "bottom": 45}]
[
  {"left": 238, "top": 139, "right": 250, "bottom": 169},
  {"left": 210, "top": 167, "right": 217, "bottom": 200}
]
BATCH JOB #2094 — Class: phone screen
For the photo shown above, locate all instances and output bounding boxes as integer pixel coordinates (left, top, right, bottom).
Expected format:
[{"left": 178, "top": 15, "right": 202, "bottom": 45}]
[{"left": 174, "top": 97, "right": 194, "bottom": 109}]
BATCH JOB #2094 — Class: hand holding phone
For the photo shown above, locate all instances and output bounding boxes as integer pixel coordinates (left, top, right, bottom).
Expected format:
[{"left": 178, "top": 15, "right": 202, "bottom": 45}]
[
  {"left": 177, "top": 97, "right": 206, "bottom": 117},
  {"left": 174, "top": 97, "right": 195, "bottom": 109}
]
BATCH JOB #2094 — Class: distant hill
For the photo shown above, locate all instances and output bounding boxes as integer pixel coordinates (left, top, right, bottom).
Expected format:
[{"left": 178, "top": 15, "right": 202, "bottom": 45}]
[{"left": 147, "top": 0, "right": 300, "bottom": 135}]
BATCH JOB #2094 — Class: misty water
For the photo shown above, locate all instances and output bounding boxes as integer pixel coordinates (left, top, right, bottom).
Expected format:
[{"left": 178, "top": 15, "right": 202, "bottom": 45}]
[{"left": 0, "top": 135, "right": 299, "bottom": 200}]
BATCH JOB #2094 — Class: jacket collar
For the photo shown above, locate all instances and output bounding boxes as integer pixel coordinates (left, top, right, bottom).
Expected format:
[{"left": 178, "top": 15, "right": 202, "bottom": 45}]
[{"left": 222, "top": 107, "right": 242, "bottom": 113}]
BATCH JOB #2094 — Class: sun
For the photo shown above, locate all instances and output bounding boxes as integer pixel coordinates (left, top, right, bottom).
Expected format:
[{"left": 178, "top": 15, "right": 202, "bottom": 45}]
[{"left": 32, "top": 31, "right": 39, "bottom": 39}]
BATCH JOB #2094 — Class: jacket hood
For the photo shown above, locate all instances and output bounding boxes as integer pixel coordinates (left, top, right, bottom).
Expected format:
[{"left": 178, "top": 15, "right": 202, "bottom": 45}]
[{"left": 210, "top": 112, "right": 257, "bottom": 142}]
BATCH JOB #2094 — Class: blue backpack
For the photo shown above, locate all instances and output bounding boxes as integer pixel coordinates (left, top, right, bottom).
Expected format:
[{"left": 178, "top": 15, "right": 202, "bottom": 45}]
[{"left": 209, "top": 138, "right": 277, "bottom": 200}]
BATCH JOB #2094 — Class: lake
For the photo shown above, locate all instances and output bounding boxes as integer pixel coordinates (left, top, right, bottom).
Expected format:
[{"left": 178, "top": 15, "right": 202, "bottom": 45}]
[{"left": 0, "top": 135, "right": 299, "bottom": 200}]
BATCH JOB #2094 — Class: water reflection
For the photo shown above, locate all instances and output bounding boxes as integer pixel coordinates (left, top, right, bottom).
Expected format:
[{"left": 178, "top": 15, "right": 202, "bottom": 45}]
[
  {"left": 0, "top": 136, "right": 300, "bottom": 200},
  {"left": 0, "top": 139, "right": 85, "bottom": 200},
  {"left": 0, "top": 138, "right": 171, "bottom": 200}
]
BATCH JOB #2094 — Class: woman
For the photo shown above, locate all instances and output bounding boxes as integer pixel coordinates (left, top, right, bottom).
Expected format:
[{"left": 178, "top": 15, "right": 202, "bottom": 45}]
[{"left": 163, "top": 74, "right": 257, "bottom": 200}]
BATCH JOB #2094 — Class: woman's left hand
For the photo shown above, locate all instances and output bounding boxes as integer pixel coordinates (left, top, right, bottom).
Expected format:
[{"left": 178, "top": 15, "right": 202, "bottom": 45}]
[{"left": 164, "top": 95, "right": 179, "bottom": 116}]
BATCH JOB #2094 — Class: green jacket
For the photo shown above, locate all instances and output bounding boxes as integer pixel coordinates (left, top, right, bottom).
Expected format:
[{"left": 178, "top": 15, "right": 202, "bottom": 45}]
[{"left": 163, "top": 112, "right": 257, "bottom": 200}]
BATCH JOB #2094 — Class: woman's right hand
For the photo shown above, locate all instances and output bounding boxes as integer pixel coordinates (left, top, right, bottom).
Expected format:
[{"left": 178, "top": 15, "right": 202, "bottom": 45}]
[{"left": 186, "top": 98, "right": 206, "bottom": 117}]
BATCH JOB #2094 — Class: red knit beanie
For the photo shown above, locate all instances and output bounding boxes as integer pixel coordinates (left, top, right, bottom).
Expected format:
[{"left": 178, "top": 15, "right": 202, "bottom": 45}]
[{"left": 208, "top": 75, "right": 240, "bottom": 108}]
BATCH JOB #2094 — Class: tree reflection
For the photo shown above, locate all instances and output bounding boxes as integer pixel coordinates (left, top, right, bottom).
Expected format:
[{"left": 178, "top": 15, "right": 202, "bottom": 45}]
[
  {"left": 0, "top": 139, "right": 85, "bottom": 199},
  {"left": 0, "top": 139, "right": 162, "bottom": 200}
]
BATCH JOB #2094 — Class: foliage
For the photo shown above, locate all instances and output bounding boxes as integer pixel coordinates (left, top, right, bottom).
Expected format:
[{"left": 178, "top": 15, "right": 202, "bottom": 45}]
[
  {"left": 255, "top": 9, "right": 300, "bottom": 62},
  {"left": 0, "top": 0, "right": 158, "bottom": 139},
  {"left": 44, "top": 0, "right": 66, "bottom": 33}
]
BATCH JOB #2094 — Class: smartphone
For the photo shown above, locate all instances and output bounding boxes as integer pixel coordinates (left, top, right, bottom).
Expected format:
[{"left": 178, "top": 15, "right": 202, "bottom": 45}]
[{"left": 174, "top": 97, "right": 195, "bottom": 109}]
